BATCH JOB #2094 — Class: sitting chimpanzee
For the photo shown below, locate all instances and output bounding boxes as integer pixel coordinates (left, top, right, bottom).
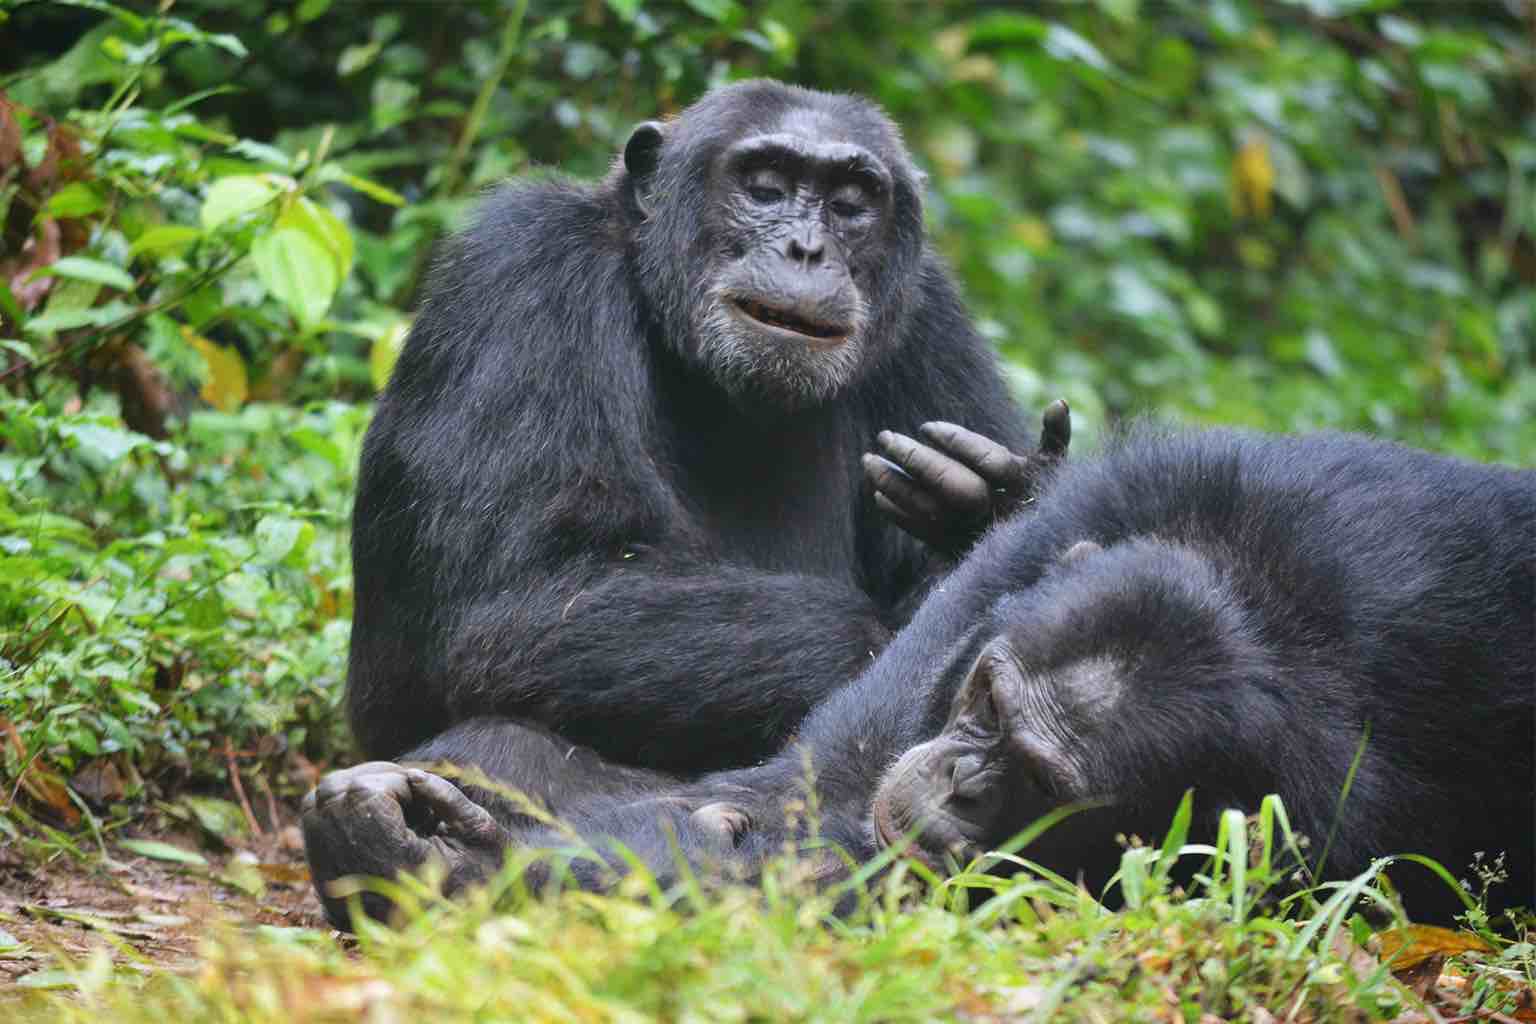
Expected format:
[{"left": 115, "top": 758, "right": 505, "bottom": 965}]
[
  {"left": 302, "top": 80, "right": 1072, "bottom": 923},
  {"left": 312, "top": 426, "right": 1533, "bottom": 924}
]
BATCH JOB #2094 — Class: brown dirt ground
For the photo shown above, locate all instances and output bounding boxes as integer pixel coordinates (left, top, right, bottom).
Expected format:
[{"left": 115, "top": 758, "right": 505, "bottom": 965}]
[{"left": 0, "top": 810, "right": 327, "bottom": 986}]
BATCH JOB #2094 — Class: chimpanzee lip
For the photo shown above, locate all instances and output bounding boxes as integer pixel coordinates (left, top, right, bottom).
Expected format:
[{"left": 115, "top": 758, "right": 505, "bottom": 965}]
[
  {"left": 872, "top": 791, "right": 928, "bottom": 858},
  {"left": 733, "top": 298, "right": 849, "bottom": 343},
  {"left": 872, "top": 791, "right": 963, "bottom": 870}
]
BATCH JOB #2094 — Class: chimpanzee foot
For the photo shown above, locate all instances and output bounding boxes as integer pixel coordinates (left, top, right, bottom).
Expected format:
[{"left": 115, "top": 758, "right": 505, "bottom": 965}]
[{"left": 301, "top": 761, "right": 513, "bottom": 930}]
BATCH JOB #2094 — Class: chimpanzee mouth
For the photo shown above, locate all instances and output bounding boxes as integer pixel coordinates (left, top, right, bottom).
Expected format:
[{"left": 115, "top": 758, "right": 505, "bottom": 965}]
[{"left": 733, "top": 299, "right": 848, "bottom": 344}]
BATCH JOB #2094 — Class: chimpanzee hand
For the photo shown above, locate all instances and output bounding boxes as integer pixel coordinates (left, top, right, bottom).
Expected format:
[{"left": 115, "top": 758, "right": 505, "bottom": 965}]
[
  {"left": 301, "top": 762, "right": 513, "bottom": 930},
  {"left": 864, "top": 399, "right": 1070, "bottom": 559}
]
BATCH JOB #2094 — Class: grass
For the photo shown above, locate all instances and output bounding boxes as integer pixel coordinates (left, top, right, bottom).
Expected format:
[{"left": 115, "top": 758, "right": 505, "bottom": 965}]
[{"left": 5, "top": 793, "right": 1532, "bottom": 1023}]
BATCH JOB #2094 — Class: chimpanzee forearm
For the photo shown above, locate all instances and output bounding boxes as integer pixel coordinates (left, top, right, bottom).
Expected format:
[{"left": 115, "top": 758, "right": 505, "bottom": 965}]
[
  {"left": 444, "top": 563, "right": 894, "bottom": 775},
  {"left": 539, "top": 520, "right": 1065, "bottom": 868}
]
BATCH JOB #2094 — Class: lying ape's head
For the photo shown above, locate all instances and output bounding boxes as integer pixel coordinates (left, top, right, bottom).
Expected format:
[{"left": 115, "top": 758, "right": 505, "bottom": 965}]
[
  {"left": 871, "top": 539, "right": 1277, "bottom": 871},
  {"left": 620, "top": 80, "right": 928, "bottom": 407}
]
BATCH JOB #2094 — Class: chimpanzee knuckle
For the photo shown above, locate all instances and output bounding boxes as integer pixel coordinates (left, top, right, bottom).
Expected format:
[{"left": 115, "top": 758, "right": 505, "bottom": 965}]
[
  {"left": 969, "top": 448, "right": 1012, "bottom": 481},
  {"left": 937, "top": 468, "right": 990, "bottom": 509},
  {"left": 860, "top": 452, "right": 896, "bottom": 489},
  {"left": 879, "top": 434, "right": 918, "bottom": 468},
  {"left": 917, "top": 421, "right": 964, "bottom": 450}
]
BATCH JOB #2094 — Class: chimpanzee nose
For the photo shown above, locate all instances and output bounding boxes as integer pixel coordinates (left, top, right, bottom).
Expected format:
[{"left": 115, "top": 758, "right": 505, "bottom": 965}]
[
  {"left": 949, "top": 752, "right": 989, "bottom": 800},
  {"left": 785, "top": 234, "right": 825, "bottom": 267}
]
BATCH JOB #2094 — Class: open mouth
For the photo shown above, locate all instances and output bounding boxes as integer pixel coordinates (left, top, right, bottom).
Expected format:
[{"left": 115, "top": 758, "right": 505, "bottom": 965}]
[{"left": 734, "top": 299, "right": 847, "bottom": 342}]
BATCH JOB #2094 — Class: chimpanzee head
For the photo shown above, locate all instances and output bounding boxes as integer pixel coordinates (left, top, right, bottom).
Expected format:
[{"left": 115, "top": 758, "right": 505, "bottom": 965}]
[
  {"left": 870, "top": 539, "right": 1275, "bottom": 869},
  {"left": 621, "top": 80, "right": 928, "bottom": 408}
]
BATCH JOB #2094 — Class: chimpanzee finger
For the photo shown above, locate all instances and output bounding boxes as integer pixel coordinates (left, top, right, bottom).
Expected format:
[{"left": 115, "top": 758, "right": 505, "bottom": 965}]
[
  {"left": 404, "top": 769, "right": 506, "bottom": 844},
  {"left": 862, "top": 454, "right": 946, "bottom": 527},
  {"left": 917, "top": 421, "right": 1017, "bottom": 486},
  {"left": 312, "top": 761, "right": 413, "bottom": 811},
  {"left": 875, "top": 430, "right": 990, "bottom": 511},
  {"left": 872, "top": 491, "right": 939, "bottom": 547},
  {"left": 1038, "top": 399, "right": 1071, "bottom": 458}
]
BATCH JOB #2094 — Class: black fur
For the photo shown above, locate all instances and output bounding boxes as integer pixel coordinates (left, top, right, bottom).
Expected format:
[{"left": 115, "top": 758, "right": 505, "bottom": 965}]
[
  {"left": 343, "top": 79, "right": 1030, "bottom": 775},
  {"left": 522, "top": 427, "right": 1536, "bottom": 921}
]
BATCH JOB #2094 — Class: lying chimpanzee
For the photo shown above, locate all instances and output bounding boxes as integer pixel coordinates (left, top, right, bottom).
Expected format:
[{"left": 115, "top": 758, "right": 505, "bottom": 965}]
[{"left": 307, "top": 426, "right": 1534, "bottom": 925}]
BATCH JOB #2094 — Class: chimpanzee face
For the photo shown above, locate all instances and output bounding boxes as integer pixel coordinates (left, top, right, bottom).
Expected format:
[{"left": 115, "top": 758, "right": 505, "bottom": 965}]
[
  {"left": 623, "top": 91, "right": 923, "bottom": 408},
  {"left": 870, "top": 539, "right": 1257, "bottom": 868},
  {"left": 684, "top": 125, "right": 893, "bottom": 405},
  {"left": 870, "top": 636, "right": 1119, "bottom": 866}
]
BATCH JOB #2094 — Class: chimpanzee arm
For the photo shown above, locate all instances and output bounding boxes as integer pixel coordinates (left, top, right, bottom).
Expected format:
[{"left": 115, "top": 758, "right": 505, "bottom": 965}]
[
  {"left": 444, "top": 560, "right": 893, "bottom": 775},
  {"left": 514, "top": 508, "right": 1079, "bottom": 880}
]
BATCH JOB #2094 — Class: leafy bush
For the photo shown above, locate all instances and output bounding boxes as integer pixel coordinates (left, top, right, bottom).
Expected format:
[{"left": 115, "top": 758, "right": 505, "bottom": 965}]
[{"left": 1, "top": 396, "right": 360, "bottom": 813}]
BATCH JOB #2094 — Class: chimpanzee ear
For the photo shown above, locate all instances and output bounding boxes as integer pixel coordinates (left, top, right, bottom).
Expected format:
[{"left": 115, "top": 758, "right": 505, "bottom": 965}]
[
  {"left": 949, "top": 638, "right": 1025, "bottom": 736},
  {"left": 690, "top": 801, "right": 750, "bottom": 850},
  {"left": 1059, "top": 540, "right": 1103, "bottom": 565},
  {"left": 623, "top": 121, "right": 665, "bottom": 219}
]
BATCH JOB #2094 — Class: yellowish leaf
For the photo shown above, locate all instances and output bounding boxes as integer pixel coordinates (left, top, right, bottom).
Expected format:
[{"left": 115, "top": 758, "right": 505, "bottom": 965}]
[
  {"left": 1375, "top": 924, "right": 1493, "bottom": 970},
  {"left": 1231, "top": 132, "right": 1274, "bottom": 219},
  {"left": 183, "top": 326, "right": 248, "bottom": 412}
]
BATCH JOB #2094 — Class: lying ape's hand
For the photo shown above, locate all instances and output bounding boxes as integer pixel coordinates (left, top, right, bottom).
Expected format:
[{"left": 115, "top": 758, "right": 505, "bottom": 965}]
[
  {"left": 865, "top": 399, "right": 1070, "bottom": 558},
  {"left": 301, "top": 762, "right": 513, "bottom": 930}
]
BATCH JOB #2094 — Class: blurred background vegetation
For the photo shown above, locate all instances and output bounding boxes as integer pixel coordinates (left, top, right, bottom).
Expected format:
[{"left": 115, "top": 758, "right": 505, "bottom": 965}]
[{"left": 1, "top": 0, "right": 1532, "bottom": 827}]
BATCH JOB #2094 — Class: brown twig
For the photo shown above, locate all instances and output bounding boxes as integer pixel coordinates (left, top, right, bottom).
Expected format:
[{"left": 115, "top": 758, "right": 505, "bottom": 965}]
[
  {"left": 255, "top": 771, "right": 281, "bottom": 835},
  {"left": 1373, "top": 163, "right": 1418, "bottom": 243},
  {"left": 224, "top": 739, "right": 263, "bottom": 838}
]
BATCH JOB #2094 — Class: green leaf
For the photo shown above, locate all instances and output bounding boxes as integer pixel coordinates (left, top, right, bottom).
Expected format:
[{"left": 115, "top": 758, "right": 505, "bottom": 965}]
[
  {"left": 163, "top": 84, "right": 241, "bottom": 116},
  {"left": 228, "top": 139, "right": 294, "bottom": 170},
  {"left": 1043, "top": 24, "right": 1110, "bottom": 72},
  {"left": 57, "top": 421, "right": 147, "bottom": 462},
  {"left": 118, "top": 839, "right": 208, "bottom": 866},
  {"left": 968, "top": 12, "right": 1047, "bottom": 49},
  {"left": 369, "top": 317, "right": 410, "bottom": 392},
  {"left": 253, "top": 514, "right": 305, "bottom": 564},
  {"left": 41, "top": 182, "right": 104, "bottom": 219},
  {"left": 200, "top": 175, "right": 284, "bottom": 230},
  {"left": 337, "top": 40, "right": 382, "bottom": 76},
  {"left": 16, "top": 969, "right": 77, "bottom": 991},
  {"left": 130, "top": 224, "right": 202, "bottom": 258},
  {"left": 370, "top": 78, "right": 420, "bottom": 132},
  {"left": 23, "top": 300, "right": 136, "bottom": 336},
  {"left": 250, "top": 227, "right": 338, "bottom": 328},
  {"left": 605, "top": 0, "right": 641, "bottom": 21},
  {"left": 44, "top": 257, "right": 135, "bottom": 292},
  {"left": 684, "top": 0, "right": 738, "bottom": 20},
  {"left": 318, "top": 165, "right": 406, "bottom": 207},
  {"left": 0, "top": 281, "right": 25, "bottom": 327},
  {"left": 297, "top": 0, "right": 333, "bottom": 22},
  {"left": 280, "top": 197, "right": 353, "bottom": 281}
]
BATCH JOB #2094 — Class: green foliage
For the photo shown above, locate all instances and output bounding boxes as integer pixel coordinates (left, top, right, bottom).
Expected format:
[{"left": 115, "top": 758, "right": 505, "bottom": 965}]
[{"left": 0, "top": 395, "right": 359, "bottom": 795}]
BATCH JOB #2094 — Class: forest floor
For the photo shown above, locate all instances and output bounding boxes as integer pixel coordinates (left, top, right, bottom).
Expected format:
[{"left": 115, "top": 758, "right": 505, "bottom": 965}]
[
  {"left": 3, "top": 788, "right": 1533, "bottom": 1022},
  {"left": 0, "top": 797, "right": 323, "bottom": 987}
]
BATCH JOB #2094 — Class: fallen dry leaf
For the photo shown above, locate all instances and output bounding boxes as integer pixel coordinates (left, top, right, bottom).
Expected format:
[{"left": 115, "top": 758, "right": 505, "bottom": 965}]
[{"left": 1376, "top": 925, "right": 1495, "bottom": 970}]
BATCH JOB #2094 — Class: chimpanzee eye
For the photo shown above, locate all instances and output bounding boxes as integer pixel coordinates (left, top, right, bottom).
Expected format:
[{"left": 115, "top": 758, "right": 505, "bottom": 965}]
[
  {"left": 744, "top": 170, "right": 789, "bottom": 205},
  {"left": 830, "top": 199, "right": 864, "bottom": 218}
]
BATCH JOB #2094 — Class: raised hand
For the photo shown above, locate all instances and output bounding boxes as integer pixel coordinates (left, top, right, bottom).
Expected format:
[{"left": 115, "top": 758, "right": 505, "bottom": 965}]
[{"left": 864, "top": 399, "right": 1070, "bottom": 558}]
